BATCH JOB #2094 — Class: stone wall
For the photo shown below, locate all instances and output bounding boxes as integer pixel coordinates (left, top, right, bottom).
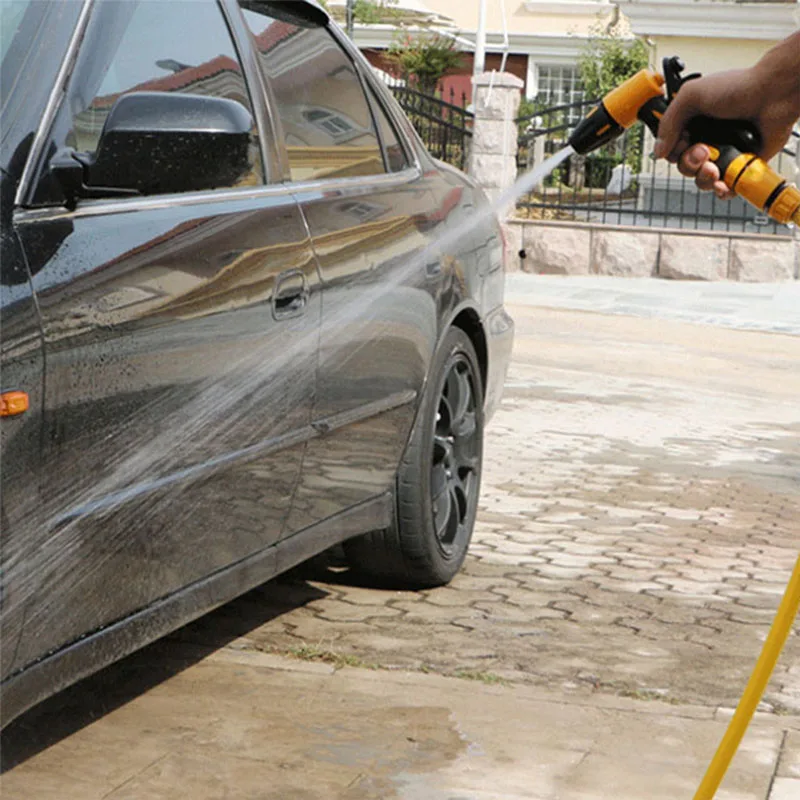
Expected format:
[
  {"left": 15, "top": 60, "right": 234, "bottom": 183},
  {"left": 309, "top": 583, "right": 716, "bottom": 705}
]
[{"left": 506, "top": 220, "right": 800, "bottom": 282}]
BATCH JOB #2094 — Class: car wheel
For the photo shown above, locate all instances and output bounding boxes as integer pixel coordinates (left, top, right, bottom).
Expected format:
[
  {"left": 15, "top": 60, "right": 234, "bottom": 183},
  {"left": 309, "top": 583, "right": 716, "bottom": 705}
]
[{"left": 344, "top": 326, "right": 484, "bottom": 587}]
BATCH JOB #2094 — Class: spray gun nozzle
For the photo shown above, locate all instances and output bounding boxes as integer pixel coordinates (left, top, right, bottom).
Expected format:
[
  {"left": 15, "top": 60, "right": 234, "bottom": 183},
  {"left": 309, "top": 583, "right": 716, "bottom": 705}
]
[
  {"left": 565, "top": 57, "right": 800, "bottom": 228},
  {"left": 568, "top": 69, "right": 665, "bottom": 156}
]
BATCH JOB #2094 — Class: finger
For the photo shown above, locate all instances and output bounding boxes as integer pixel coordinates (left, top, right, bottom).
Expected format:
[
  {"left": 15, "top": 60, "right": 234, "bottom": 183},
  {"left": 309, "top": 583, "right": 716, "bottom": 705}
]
[
  {"left": 677, "top": 144, "right": 711, "bottom": 178},
  {"left": 654, "top": 84, "right": 700, "bottom": 158},
  {"left": 667, "top": 138, "right": 690, "bottom": 165},
  {"left": 713, "top": 181, "right": 735, "bottom": 201},
  {"left": 694, "top": 162, "right": 720, "bottom": 191}
]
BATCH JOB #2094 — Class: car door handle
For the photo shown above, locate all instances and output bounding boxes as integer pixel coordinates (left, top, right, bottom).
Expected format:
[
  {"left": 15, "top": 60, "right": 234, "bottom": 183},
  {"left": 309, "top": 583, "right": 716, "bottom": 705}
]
[{"left": 273, "top": 269, "right": 309, "bottom": 321}]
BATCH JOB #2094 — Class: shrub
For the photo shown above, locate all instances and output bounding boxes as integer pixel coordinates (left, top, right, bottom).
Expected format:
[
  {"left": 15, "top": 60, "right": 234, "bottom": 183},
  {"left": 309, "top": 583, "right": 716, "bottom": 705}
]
[{"left": 387, "top": 32, "right": 464, "bottom": 96}]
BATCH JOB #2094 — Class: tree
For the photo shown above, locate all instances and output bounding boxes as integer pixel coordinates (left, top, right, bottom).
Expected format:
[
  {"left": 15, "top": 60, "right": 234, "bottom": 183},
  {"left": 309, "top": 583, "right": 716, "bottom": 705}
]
[
  {"left": 577, "top": 24, "right": 650, "bottom": 179},
  {"left": 386, "top": 32, "right": 464, "bottom": 96},
  {"left": 577, "top": 24, "right": 649, "bottom": 101}
]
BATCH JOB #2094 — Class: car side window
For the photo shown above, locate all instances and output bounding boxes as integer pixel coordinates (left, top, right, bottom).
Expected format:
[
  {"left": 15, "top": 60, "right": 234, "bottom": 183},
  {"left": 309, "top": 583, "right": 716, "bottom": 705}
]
[
  {"left": 57, "top": 0, "right": 262, "bottom": 195},
  {"left": 364, "top": 81, "right": 410, "bottom": 174},
  {"left": 238, "top": 2, "right": 386, "bottom": 182}
]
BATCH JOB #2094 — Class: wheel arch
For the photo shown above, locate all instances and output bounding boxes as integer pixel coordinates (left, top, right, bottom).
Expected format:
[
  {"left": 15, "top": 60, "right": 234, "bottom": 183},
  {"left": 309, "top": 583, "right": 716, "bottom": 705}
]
[{"left": 449, "top": 306, "right": 488, "bottom": 396}]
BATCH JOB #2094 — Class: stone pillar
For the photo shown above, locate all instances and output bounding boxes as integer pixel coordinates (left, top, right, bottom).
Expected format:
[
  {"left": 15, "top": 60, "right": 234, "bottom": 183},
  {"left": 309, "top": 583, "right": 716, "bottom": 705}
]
[{"left": 468, "top": 71, "right": 523, "bottom": 214}]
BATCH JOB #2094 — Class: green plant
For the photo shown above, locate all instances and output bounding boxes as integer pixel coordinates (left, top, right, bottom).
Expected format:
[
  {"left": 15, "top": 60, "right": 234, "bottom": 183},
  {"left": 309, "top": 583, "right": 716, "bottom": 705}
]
[
  {"left": 577, "top": 26, "right": 650, "bottom": 176},
  {"left": 577, "top": 23, "right": 650, "bottom": 101},
  {"left": 353, "top": 0, "right": 400, "bottom": 24},
  {"left": 286, "top": 643, "right": 378, "bottom": 671},
  {"left": 387, "top": 32, "right": 464, "bottom": 96},
  {"left": 322, "top": 0, "right": 402, "bottom": 25},
  {"left": 517, "top": 97, "right": 552, "bottom": 133}
]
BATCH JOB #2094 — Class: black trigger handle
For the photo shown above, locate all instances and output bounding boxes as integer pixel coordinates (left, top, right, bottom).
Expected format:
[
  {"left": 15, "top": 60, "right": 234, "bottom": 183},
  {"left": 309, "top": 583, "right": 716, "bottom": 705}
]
[{"left": 686, "top": 116, "right": 763, "bottom": 155}]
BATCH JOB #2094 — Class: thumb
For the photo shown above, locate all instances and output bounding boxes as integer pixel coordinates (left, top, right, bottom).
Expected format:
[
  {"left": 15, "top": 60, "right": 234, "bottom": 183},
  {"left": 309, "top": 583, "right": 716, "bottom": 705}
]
[{"left": 654, "top": 86, "right": 699, "bottom": 159}]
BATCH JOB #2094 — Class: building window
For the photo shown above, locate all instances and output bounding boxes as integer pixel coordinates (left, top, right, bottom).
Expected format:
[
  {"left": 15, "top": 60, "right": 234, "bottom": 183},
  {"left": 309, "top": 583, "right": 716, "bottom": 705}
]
[{"left": 535, "top": 64, "right": 584, "bottom": 120}]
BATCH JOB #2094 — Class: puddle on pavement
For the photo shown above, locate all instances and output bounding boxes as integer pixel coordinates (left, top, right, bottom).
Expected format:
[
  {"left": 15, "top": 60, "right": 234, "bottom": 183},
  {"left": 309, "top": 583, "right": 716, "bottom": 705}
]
[{"left": 324, "top": 706, "right": 467, "bottom": 799}]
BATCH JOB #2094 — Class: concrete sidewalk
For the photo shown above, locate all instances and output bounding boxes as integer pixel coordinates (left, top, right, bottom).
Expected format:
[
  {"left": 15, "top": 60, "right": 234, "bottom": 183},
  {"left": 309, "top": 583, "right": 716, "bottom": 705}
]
[
  {"left": 2, "top": 647, "right": 798, "bottom": 799},
  {"left": 506, "top": 274, "right": 800, "bottom": 336}
]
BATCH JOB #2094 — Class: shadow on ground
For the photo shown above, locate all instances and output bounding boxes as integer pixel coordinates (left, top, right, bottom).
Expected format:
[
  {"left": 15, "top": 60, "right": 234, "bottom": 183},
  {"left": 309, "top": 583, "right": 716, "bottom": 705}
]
[{"left": 0, "top": 572, "right": 334, "bottom": 771}]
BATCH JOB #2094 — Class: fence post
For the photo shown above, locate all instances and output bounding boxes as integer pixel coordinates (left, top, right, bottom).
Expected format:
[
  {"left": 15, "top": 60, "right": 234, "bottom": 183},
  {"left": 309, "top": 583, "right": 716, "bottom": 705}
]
[{"left": 467, "top": 71, "right": 523, "bottom": 215}]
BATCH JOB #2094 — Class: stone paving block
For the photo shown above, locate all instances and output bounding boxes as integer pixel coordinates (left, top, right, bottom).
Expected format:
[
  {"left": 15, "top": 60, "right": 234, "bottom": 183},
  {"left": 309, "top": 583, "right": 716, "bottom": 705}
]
[
  {"left": 388, "top": 601, "right": 483, "bottom": 624},
  {"left": 479, "top": 552, "right": 552, "bottom": 567},
  {"left": 251, "top": 616, "right": 363, "bottom": 649},
  {"left": 494, "top": 540, "right": 552, "bottom": 557},
  {"left": 425, "top": 588, "right": 499, "bottom": 607},
  {"left": 533, "top": 564, "right": 591, "bottom": 580},
  {"left": 770, "top": 777, "right": 800, "bottom": 799},
  {"left": 336, "top": 586, "right": 412, "bottom": 606},
  {"left": 449, "top": 574, "right": 520, "bottom": 593},
  {"left": 315, "top": 601, "right": 404, "bottom": 623},
  {"left": 491, "top": 588, "right": 559, "bottom": 608},
  {"left": 548, "top": 553, "right": 617, "bottom": 568}
]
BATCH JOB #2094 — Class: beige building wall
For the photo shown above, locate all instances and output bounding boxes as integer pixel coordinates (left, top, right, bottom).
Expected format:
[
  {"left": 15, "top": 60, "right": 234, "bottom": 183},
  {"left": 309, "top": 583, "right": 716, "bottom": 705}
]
[
  {"left": 648, "top": 36, "right": 776, "bottom": 76},
  {"left": 423, "top": 0, "right": 615, "bottom": 36},
  {"left": 624, "top": 0, "right": 798, "bottom": 73}
]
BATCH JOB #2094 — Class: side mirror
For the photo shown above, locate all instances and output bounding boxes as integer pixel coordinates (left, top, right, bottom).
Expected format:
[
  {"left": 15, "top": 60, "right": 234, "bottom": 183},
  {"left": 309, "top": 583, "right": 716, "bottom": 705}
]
[{"left": 53, "top": 92, "right": 254, "bottom": 205}]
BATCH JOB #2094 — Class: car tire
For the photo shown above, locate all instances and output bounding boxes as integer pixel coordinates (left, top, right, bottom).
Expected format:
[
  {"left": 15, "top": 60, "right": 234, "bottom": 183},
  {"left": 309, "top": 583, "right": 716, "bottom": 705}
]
[{"left": 344, "top": 326, "right": 484, "bottom": 588}]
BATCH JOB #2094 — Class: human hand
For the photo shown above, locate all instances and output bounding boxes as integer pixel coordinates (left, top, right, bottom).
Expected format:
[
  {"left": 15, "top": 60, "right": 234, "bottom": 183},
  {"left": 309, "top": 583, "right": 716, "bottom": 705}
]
[{"left": 653, "top": 33, "right": 800, "bottom": 200}]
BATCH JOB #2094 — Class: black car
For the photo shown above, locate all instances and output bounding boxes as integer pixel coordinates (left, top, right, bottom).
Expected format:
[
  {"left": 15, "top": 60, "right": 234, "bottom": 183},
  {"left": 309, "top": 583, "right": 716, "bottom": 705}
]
[{"left": 0, "top": 0, "right": 513, "bottom": 726}]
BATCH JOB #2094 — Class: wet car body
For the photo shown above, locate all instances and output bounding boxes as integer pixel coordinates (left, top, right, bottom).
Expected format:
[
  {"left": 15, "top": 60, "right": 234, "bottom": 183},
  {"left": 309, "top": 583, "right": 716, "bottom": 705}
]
[{"left": 0, "top": 0, "right": 513, "bottom": 725}]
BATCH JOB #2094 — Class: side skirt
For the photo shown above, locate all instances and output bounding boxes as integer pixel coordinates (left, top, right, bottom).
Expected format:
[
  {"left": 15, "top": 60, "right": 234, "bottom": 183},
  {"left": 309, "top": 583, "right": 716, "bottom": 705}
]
[{"left": 0, "top": 492, "right": 392, "bottom": 728}]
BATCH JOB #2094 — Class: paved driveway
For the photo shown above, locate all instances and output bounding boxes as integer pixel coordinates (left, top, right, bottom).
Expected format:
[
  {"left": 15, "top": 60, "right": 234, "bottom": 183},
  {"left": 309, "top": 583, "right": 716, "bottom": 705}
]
[
  {"left": 3, "top": 277, "right": 800, "bottom": 799},
  {"left": 507, "top": 274, "right": 800, "bottom": 335}
]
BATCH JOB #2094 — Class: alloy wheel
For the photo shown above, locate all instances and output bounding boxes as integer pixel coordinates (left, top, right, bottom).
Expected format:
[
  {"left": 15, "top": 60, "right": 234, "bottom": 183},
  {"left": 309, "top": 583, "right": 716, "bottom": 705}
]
[{"left": 430, "top": 355, "right": 480, "bottom": 555}]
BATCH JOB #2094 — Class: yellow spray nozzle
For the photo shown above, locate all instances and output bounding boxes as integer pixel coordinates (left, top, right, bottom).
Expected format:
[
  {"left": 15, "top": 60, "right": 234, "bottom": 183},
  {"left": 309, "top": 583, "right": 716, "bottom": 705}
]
[
  {"left": 568, "top": 70, "right": 667, "bottom": 155},
  {"left": 568, "top": 56, "right": 800, "bottom": 228},
  {"left": 602, "top": 69, "right": 665, "bottom": 129}
]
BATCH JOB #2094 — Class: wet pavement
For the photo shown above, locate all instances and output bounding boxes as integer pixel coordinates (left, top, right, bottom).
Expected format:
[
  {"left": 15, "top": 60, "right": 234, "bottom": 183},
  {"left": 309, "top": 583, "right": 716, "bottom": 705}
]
[
  {"left": 3, "top": 278, "right": 800, "bottom": 798},
  {"left": 507, "top": 274, "right": 800, "bottom": 335}
]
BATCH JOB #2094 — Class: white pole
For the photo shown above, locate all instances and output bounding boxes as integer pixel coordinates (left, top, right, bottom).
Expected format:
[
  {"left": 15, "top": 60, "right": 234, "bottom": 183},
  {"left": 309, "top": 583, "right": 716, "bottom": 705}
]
[{"left": 474, "top": 0, "right": 487, "bottom": 78}]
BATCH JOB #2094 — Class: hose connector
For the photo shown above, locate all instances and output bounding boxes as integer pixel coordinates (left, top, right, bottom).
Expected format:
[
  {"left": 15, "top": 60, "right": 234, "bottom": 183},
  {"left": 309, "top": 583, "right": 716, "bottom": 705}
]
[
  {"left": 715, "top": 148, "right": 800, "bottom": 225},
  {"left": 769, "top": 183, "right": 800, "bottom": 226}
]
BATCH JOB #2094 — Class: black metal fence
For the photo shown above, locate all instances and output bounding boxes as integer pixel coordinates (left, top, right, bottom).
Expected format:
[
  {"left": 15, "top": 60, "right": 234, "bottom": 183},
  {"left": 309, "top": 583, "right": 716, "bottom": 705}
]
[
  {"left": 388, "top": 85, "right": 473, "bottom": 171},
  {"left": 787, "top": 129, "right": 799, "bottom": 160},
  {"left": 517, "top": 99, "right": 797, "bottom": 236}
]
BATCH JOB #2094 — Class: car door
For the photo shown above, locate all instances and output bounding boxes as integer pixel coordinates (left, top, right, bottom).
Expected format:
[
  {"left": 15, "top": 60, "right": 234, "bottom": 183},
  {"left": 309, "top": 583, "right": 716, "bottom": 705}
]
[
  {"left": 238, "top": 3, "right": 442, "bottom": 531},
  {"left": 8, "top": 0, "right": 320, "bottom": 674},
  {"left": 0, "top": 171, "right": 46, "bottom": 683}
]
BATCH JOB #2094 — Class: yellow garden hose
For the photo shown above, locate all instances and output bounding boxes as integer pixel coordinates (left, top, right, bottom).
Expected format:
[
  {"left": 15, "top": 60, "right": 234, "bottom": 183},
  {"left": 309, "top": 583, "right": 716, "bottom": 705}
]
[{"left": 693, "top": 553, "right": 800, "bottom": 799}]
